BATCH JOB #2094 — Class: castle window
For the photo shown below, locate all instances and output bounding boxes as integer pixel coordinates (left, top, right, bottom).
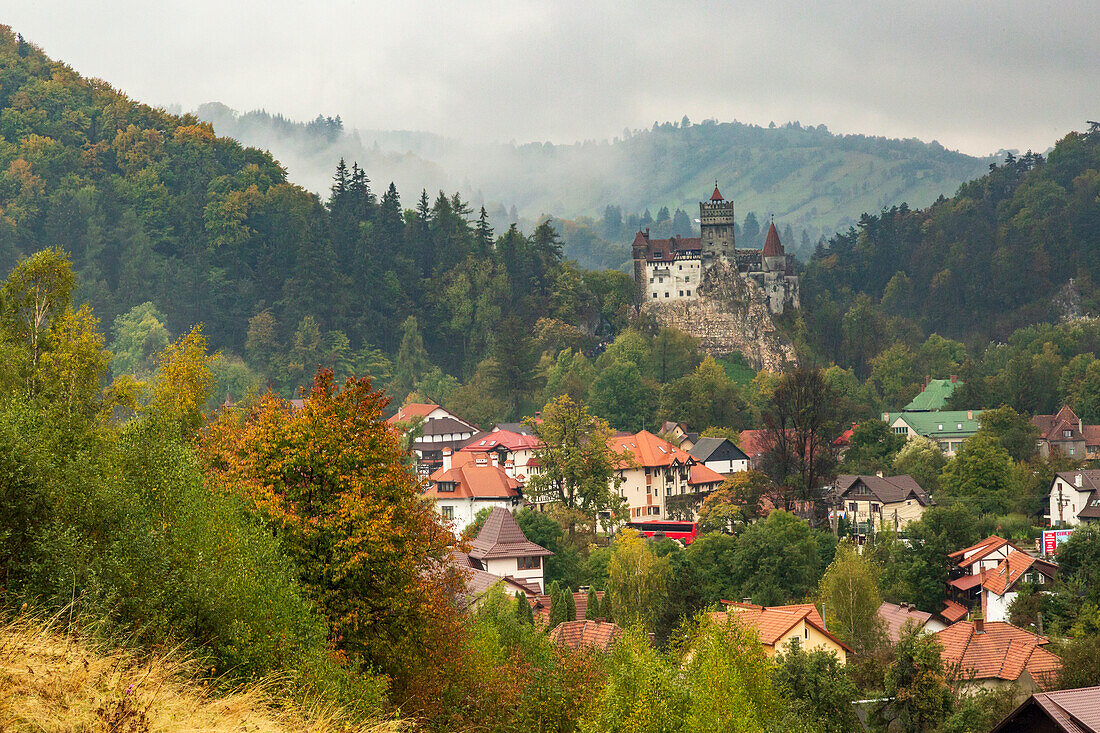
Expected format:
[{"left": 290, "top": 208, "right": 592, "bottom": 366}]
[
  {"left": 685, "top": 276, "right": 690, "bottom": 283},
  {"left": 678, "top": 291, "right": 683, "bottom": 296},
  {"left": 686, "top": 290, "right": 691, "bottom": 296},
  {"left": 652, "top": 293, "right": 657, "bottom": 299}
]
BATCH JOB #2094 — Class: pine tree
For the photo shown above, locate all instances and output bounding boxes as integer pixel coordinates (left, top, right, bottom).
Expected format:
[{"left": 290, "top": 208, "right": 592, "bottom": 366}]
[
  {"left": 547, "top": 581, "right": 566, "bottom": 629},
  {"left": 585, "top": 587, "right": 600, "bottom": 620},
  {"left": 514, "top": 591, "right": 531, "bottom": 624},
  {"left": 393, "top": 316, "right": 430, "bottom": 399},
  {"left": 599, "top": 589, "right": 613, "bottom": 623},
  {"left": 475, "top": 206, "right": 494, "bottom": 255},
  {"left": 330, "top": 158, "right": 349, "bottom": 205},
  {"left": 565, "top": 587, "right": 577, "bottom": 622}
]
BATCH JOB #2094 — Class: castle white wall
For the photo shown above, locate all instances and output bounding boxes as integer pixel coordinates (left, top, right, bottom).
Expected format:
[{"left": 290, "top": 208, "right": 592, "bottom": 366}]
[{"left": 645, "top": 259, "right": 701, "bottom": 301}]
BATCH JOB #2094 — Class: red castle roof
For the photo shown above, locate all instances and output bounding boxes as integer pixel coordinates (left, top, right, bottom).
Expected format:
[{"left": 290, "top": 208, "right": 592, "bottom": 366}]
[
  {"left": 762, "top": 221, "right": 784, "bottom": 257},
  {"left": 711, "top": 185, "right": 724, "bottom": 201}
]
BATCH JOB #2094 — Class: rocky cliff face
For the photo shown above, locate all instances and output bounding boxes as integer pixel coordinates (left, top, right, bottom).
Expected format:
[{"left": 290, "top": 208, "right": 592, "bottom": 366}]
[{"left": 642, "top": 262, "right": 797, "bottom": 371}]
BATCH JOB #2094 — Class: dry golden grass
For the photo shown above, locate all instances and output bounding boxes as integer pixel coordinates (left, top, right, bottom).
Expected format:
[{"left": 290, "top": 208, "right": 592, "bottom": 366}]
[{"left": 0, "top": 613, "right": 402, "bottom": 732}]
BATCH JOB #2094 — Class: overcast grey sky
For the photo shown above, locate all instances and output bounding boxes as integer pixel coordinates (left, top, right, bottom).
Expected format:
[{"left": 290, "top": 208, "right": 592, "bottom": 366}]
[{"left": 6, "top": 1, "right": 1097, "bottom": 155}]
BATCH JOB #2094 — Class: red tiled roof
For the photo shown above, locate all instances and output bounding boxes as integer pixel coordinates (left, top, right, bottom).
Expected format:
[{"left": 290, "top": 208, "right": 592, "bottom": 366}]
[
  {"left": 942, "top": 600, "right": 969, "bottom": 623},
  {"left": 610, "top": 430, "right": 694, "bottom": 469},
  {"left": 738, "top": 429, "right": 770, "bottom": 458},
  {"left": 639, "top": 234, "right": 703, "bottom": 262},
  {"left": 878, "top": 602, "right": 933, "bottom": 644},
  {"left": 711, "top": 185, "right": 724, "bottom": 201},
  {"left": 461, "top": 429, "right": 543, "bottom": 453},
  {"left": 689, "top": 463, "right": 727, "bottom": 486},
  {"left": 762, "top": 221, "right": 784, "bottom": 257},
  {"left": 1084, "top": 426, "right": 1100, "bottom": 447},
  {"left": 535, "top": 590, "right": 605, "bottom": 624},
  {"left": 423, "top": 463, "right": 521, "bottom": 500},
  {"left": 549, "top": 620, "right": 624, "bottom": 652},
  {"left": 949, "top": 573, "right": 985, "bottom": 591},
  {"left": 1032, "top": 405, "right": 1085, "bottom": 442},
  {"left": 936, "top": 621, "right": 1061, "bottom": 690},
  {"left": 386, "top": 402, "right": 440, "bottom": 424},
  {"left": 469, "top": 507, "right": 553, "bottom": 560},
  {"left": 982, "top": 551, "right": 1058, "bottom": 596}
]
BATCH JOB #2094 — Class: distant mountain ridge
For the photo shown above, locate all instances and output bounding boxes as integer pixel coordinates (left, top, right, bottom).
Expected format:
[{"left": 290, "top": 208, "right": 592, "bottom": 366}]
[{"left": 196, "top": 103, "right": 998, "bottom": 254}]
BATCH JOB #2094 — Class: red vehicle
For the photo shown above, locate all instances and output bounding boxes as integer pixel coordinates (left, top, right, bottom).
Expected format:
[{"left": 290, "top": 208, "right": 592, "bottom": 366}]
[{"left": 627, "top": 521, "right": 699, "bottom": 545}]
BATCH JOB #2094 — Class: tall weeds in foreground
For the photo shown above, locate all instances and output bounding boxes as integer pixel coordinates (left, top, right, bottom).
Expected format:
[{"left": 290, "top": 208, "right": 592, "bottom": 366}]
[{"left": 0, "top": 611, "right": 404, "bottom": 732}]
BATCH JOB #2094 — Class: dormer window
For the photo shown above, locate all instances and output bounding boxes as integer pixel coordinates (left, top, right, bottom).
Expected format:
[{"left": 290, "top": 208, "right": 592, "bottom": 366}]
[
  {"left": 1065, "top": 430, "right": 1074, "bottom": 438},
  {"left": 438, "top": 481, "right": 457, "bottom": 493}
]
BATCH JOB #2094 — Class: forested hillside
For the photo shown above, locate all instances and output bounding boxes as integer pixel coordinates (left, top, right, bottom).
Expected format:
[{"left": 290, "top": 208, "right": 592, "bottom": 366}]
[
  {"left": 196, "top": 103, "right": 996, "bottom": 265},
  {"left": 0, "top": 28, "right": 634, "bottom": 408},
  {"left": 800, "top": 127, "right": 1100, "bottom": 354}
]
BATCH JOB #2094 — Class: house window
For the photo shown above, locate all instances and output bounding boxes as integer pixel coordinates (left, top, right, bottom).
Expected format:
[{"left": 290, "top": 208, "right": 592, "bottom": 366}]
[
  {"left": 957, "top": 423, "right": 963, "bottom": 430},
  {"left": 441, "top": 506, "right": 454, "bottom": 520},
  {"left": 518, "top": 556, "right": 541, "bottom": 571},
  {"left": 893, "top": 427, "right": 907, "bottom": 435},
  {"left": 1071, "top": 447, "right": 1076, "bottom": 455},
  {"left": 649, "top": 506, "right": 660, "bottom": 515},
  {"left": 438, "top": 482, "right": 457, "bottom": 493},
  {"left": 848, "top": 502, "right": 858, "bottom": 512},
  {"left": 938, "top": 424, "right": 944, "bottom": 431},
  {"left": 1065, "top": 430, "right": 1073, "bottom": 438}
]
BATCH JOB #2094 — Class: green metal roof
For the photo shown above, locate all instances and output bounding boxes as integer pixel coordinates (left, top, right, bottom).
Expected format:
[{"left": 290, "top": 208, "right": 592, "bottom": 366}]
[
  {"left": 903, "top": 379, "right": 959, "bottom": 411},
  {"left": 884, "top": 410, "right": 983, "bottom": 438}
]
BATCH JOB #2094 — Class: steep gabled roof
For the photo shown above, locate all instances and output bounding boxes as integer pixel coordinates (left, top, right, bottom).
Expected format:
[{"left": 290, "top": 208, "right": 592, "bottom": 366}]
[
  {"left": 992, "top": 685, "right": 1100, "bottom": 733},
  {"left": 610, "top": 430, "right": 694, "bottom": 469},
  {"left": 936, "top": 621, "right": 1061, "bottom": 690},
  {"left": 762, "top": 221, "right": 783, "bottom": 257},
  {"left": 469, "top": 507, "right": 553, "bottom": 560},
  {"left": 982, "top": 551, "right": 1058, "bottom": 596},
  {"left": 689, "top": 437, "right": 749, "bottom": 463},
  {"left": 1032, "top": 405, "right": 1085, "bottom": 442},
  {"left": 834, "top": 474, "right": 932, "bottom": 506}
]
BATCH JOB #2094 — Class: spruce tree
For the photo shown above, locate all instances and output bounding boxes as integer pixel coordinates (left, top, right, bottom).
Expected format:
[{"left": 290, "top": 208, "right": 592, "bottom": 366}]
[
  {"left": 585, "top": 587, "right": 600, "bottom": 620},
  {"left": 547, "top": 581, "right": 566, "bottom": 629},
  {"left": 514, "top": 591, "right": 531, "bottom": 625},
  {"left": 475, "top": 206, "right": 494, "bottom": 255},
  {"left": 565, "top": 586, "right": 577, "bottom": 622}
]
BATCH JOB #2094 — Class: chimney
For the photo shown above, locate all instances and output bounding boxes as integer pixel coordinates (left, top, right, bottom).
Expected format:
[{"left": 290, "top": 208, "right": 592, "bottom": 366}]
[
  {"left": 442, "top": 448, "right": 452, "bottom": 471},
  {"left": 925, "top": 375, "right": 930, "bottom": 387},
  {"left": 974, "top": 616, "right": 985, "bottom": 633},
  {"left": 1076, "top": 472, "right": 1083, "bottom": 488},
  {"left": 950, "top": 374, "right": 957, "bottom": 383},
  {"left": 875, "top": 470, "right": 884, "bottom": 478},
  {"left": 967, "top": 410, "right": 973, "bottom": 420}
]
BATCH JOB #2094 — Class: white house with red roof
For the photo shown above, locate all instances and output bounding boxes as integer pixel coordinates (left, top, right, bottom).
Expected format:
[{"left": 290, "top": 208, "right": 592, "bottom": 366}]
[
  {"left": 935, "top": 619, "right": 1061, "bottom": 695},
  {"left": 1047, "top": 470, "right": 1100, "bottom": 527},
  {"left": 386, "top": 402, "right": 479, "bottom": 474},
  {"left": 467, "top": 507, "right": 553, "bottom": 593},
  {"left": 423, "top": 450, "right": 523, "bottom": 530},
  {"left": 461, "top": 427, "right": 545, "bottom": 484},
  {"left": 609, "top": 430, "right": 725, "bottom": 522},
  {"left": 980, "top": 550, "right": 1058, "bottom": 623},
  {"left": 943, "top": 536, "right": 1054, "bottom": 624}
]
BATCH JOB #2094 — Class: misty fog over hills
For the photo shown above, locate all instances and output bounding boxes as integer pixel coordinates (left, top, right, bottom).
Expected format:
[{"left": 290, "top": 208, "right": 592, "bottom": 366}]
[{"left": 195, "top": 102, "right": 997, "bottom": 266}]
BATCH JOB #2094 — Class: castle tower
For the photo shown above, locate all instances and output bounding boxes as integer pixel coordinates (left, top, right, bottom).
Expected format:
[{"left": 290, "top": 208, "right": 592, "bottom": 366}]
[
  {"left": 762, "top": 220, "right": 786, "bottom": 272},
  {"left": 699, "top": 183, "right": 735, "bottom": 266},
  {"left": 631, "top": 229, "right": 650, "bottom": 305}
]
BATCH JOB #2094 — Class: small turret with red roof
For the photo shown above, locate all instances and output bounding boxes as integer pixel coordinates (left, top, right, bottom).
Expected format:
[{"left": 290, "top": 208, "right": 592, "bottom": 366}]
[{"left": 762, "top": 219, "right": 787, "bottom": 272}]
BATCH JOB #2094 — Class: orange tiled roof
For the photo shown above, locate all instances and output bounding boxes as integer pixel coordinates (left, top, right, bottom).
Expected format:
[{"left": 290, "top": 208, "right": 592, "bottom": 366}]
[
  {"left": 386, "top": 402, "right": 440, "bottom": 424},
  {"left": 711, "top": 601, "right": 849, "bottom": 652},
  {"left": 610, "top": 430, "right": 694, "bottom": 469},
  {"left": 689, "top": 463, "right": 726, "bottom": 486},
  {"left": 936, "top": 621, "right": 1061, "bottom": 690},
  {"left": 942, "top": 599, "right": 969, "bottom": 623},
  {"left": 982, "top": 551, "right": 1057, "bottom": 596},
  {"left": 462, "top": 429, "right": 543, "bottom": 453},
  {"left": 878, "top": 602, "right": 932, "bottom": 644},
  {"left": 423, "top": 463, "right": 521, "bottom": 500},
  {"left": 549, "top": 620, "right": 624, "bottom": 652},
  {"left": 949, "top": 535, "right": 1007, "bottom": 560}
]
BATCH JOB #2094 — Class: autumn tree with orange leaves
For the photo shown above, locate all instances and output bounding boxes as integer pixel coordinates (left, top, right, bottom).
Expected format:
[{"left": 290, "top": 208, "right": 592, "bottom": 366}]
[{"left": 198, "top": 368, "right": 459, "bottom": 679}]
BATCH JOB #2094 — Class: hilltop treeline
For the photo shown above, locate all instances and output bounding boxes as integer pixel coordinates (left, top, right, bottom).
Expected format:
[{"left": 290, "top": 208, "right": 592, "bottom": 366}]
[{"left": 801, "top": 127, "right": 1100, "bottom": 353}]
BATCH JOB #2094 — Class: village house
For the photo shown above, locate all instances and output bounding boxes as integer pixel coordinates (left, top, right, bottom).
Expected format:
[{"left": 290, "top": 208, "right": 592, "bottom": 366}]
[
  {"left": 423, "top": 449, "right": 523, "bottom": 530},
  {"left": 991, "top": 684, "right": 1100, "bottom": 732},
  {"left": 935, "top": 619, "right": 1061, "bottom": 696},
  {"left": 688, "top": 436, "right": 750, "bottom": 475},
  {"left": 942, "top": 536, "right": 1055, "bottom": 623},
  {"left": 609, "top": 430, "right": 724, "bottom": 522},
  {"left": 881, "top": 409, "right": 982, "bottom": 457},
  {"left": 467, "top": 507, "right": 553, "bottom": 593},
  {"left": 737, "top": 429, "right": 770, "bottom": 470},
  {"left": 460, "top": 427, "right": 544, "bottom": 483},
  {"left": 1048, "top": 470, "right": 1100, "bottom": 527},
  {"left": 710, "top": 601, "right": 850, "bottom": 663},
  {"left": 449, "top": 551, "right": 540, "bottom": 610},
  {"left": 904, "top": 376, "right": 962, "bottom": 411},
  {"left": 1032, "top": 405, "right": 1100, "bottom": 460},
  {"left": 658, "top": 421, "right": 698, "bottom": 450},
  {"left": 386, "top": 402, "right": 480, "bottom": 474},
  {"left": 828, "top": 474, "right": 933, "bottom": 540}
]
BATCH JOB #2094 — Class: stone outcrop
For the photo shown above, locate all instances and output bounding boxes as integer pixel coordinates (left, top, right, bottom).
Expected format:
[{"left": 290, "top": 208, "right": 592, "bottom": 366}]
[{"left": 642, "top": 262, "right": 797, "bottom": 371}]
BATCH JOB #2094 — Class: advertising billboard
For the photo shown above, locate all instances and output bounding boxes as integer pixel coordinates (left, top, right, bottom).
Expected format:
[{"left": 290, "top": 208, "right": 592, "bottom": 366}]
[{"left": 1042, "top": 528, "right": 1074, "bottom": 555}]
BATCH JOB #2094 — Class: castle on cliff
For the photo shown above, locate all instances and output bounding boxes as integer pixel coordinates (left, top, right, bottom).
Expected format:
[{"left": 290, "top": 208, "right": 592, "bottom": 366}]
[{"left": 631, "top": 185, "right": 800, "bottom": 315}]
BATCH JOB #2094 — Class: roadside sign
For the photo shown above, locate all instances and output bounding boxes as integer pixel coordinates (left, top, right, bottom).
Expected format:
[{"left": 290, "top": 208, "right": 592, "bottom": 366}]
[{"left": 1043, "top": 528, "right": 1074, "bottom": 555}]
